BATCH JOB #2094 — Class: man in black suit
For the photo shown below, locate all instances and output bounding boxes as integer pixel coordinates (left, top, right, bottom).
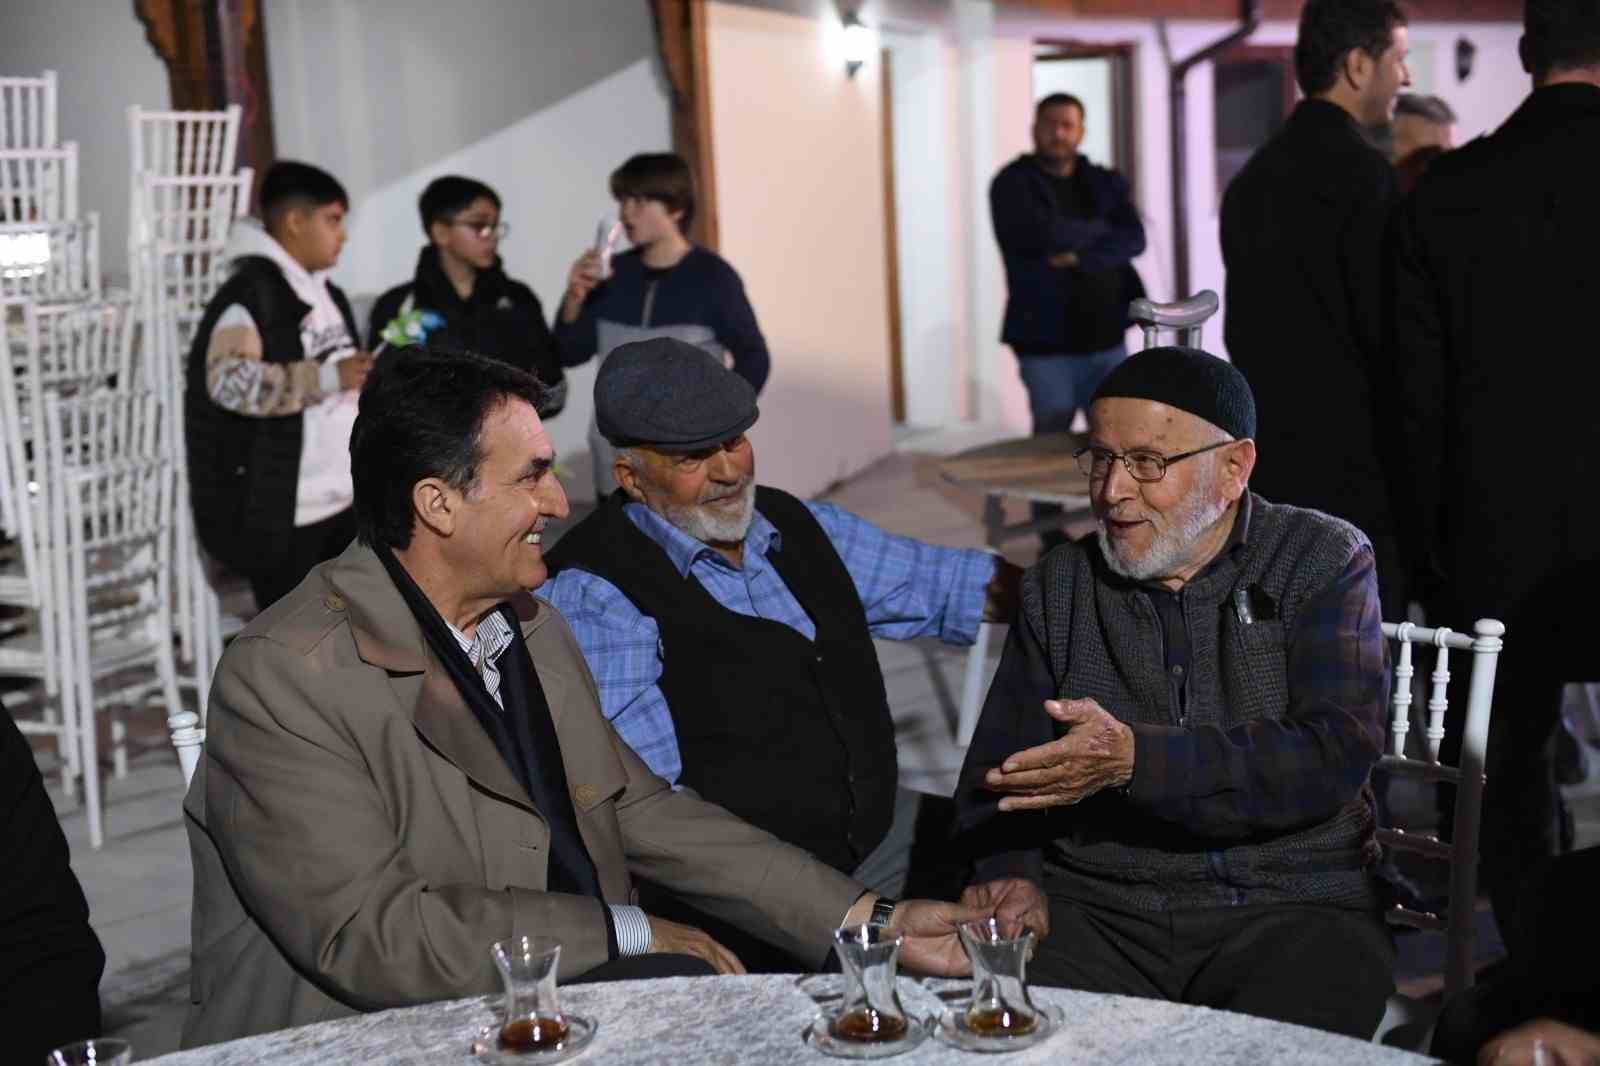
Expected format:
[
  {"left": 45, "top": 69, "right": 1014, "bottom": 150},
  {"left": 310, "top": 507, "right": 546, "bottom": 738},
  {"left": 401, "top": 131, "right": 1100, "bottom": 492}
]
[
  {"left": 1390, "top": 0, "right": 1600, "bottom": 959},
  {"left": 1220, "top": 0, "right": 1411, "bottom": 618},
  {"left": 1, "top": 707, "right": 105, "bottom": 1061}
]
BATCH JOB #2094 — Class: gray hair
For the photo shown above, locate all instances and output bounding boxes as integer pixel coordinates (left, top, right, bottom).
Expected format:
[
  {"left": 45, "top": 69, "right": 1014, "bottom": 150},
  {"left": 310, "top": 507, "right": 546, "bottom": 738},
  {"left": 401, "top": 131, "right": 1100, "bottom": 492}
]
[{"left": 1395, "top": 93, "right": 1457, "bottom": 124}]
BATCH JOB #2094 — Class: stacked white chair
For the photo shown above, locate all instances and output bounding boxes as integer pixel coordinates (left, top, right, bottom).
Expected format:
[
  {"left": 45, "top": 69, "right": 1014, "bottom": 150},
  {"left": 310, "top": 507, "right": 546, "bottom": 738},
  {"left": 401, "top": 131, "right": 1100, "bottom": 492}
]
[
  {"left": 125, "top": 104, "right": 246, "bottom": 718},
  {"left": 0, "top": 71, "right": 58, "bottom": 150},
  {"left": 1373, "top": 618, "right": 1505, "bottom": 1049},
  {"left": 0, "top": 298, "right": 135, "bottom": 805},
  {"left": 43, "top": 388, "right": 185, "bottom": 846}
]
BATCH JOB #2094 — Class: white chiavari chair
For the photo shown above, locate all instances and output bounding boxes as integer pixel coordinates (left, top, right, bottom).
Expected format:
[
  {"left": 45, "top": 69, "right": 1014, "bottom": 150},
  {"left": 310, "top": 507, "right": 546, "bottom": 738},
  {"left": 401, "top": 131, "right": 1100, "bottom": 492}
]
[
  {"left": 0, "top": 214, "right": 101, "bottom": 305},
  {"left": 135, "top": 171, "right": 252, "bottom": 714},
  {"left": 0, "top": 71, "right": 57, "bottom": 150},
  {"left": 43, "top": 388, "right": 183, "bottom": 848},
  {"left": 0, "top": 142, "right": 78, "bottom": 223},
  {"left": 127, "top": 105, "right": 241, "bottom": 294},
  {"left": 1374, "top": 618, "right": 1506, "bottom": 1049},
  {"left": 1, "top": 297, "right": 137, "bottom": 791}
]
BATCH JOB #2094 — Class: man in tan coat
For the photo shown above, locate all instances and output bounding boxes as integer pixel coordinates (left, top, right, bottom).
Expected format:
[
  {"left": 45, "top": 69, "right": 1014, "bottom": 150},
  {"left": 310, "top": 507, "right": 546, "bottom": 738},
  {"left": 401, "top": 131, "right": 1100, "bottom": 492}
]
[{"left": 182, "top": 346, "right": 977, "bottom": 1048}]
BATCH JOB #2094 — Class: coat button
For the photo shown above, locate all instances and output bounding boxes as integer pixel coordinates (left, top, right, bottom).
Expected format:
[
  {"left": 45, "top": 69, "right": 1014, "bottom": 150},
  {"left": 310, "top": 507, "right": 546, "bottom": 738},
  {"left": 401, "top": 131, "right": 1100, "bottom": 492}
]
[
  {"left": 574, "top": 784, "right": 597, "bottom": 807},
  {"left": 324, "top": 594, "right": 346, "bottom": 611}
]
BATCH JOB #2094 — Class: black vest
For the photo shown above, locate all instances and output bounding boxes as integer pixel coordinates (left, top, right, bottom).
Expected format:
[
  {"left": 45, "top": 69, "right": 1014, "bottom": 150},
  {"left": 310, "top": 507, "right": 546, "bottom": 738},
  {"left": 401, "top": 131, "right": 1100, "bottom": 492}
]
[
  {"left": 184, "top": 256, "right": 357, "bottom": 575},
  {"left": 546, "top": 487, "right": 897, "bottom": 872}
]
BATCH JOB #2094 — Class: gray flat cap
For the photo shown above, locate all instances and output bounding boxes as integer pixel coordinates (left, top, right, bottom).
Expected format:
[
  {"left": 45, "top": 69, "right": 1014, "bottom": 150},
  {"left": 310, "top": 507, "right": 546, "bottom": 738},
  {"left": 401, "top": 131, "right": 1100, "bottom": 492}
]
[{"left": 595, "top": 337, "right": 759, "bottom": 452}]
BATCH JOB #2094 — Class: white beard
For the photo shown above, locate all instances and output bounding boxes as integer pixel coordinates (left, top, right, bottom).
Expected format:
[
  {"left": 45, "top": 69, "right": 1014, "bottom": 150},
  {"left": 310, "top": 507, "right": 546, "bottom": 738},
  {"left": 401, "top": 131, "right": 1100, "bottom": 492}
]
[
  {"left": 1097, "top": 482, "right": 1231, "bottom": 582},
  {"left": 659, "top": 476, "right": 756, "bottom": 546}
]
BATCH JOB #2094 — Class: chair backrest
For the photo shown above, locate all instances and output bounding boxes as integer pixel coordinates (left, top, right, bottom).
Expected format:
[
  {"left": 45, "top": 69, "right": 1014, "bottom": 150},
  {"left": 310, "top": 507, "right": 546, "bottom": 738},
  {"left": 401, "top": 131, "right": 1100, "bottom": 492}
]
[
  {"left": 128, "top": 105, "right": 241, "bottom": 180},
  {"left": 1129, "top": 290, "right": 1219, "bottom": 350},
  {"left": 24, "top": 297, "right": 134, "bottom": 411},
  {"left": 43, "top": 387, "right": 174, "bottom": 683},
  {"left": 0, "top": 143, "right": 79, "bottom": 223},
  {"left": 134, "top": 171, "right": 252, "bottom": 314},
  {"left": 0, "top": 71, "right": 58, "bottom": 150},
  {"left": 127, "top": 105, "right": 242, "bottom": 270},
  {"left": 1377, "top": 618, "right": 1506, "bottom": 1000},
  {"left": 0, "top": 214, "right": 101, "bottom": 303}
]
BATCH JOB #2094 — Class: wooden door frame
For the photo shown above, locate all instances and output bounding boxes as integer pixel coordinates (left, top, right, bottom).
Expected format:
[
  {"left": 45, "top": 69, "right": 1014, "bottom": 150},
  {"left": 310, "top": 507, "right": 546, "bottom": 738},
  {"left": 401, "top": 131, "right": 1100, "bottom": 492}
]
[{"left": 880, "top": 47, "right": 906, "bottom": 424}]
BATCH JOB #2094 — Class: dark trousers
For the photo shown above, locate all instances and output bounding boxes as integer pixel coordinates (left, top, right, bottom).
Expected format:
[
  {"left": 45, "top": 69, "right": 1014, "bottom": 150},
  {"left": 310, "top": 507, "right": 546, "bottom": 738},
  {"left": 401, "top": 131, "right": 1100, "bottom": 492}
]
[
  {"left": 1031, "top": 885, "right": 1395, "bottom": 1040},
  {"left": 247, "top": 507, "right": 358, "bottom": 611}
]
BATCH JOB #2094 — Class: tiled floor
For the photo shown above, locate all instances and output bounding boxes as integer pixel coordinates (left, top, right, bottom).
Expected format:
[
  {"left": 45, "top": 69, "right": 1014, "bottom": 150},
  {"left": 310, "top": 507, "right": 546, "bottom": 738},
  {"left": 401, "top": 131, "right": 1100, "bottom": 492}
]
[{"left": 29, "top": 440, "right": 1600, "bottom": 1059}]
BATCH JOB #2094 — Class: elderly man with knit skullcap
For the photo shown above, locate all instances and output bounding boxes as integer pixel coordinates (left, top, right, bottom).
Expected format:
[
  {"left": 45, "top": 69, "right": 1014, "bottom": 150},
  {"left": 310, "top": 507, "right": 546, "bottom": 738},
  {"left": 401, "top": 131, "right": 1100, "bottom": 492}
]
[{"left": 956, "top": 346, "right": 1394, "bottom": 1039}]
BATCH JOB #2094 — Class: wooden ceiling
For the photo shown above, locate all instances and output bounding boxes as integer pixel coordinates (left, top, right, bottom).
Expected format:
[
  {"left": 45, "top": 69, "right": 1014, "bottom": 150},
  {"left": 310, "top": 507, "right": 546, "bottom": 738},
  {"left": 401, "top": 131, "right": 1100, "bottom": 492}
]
[{"left": 997, "top": 0, "right": 1522, "bottom": 21}]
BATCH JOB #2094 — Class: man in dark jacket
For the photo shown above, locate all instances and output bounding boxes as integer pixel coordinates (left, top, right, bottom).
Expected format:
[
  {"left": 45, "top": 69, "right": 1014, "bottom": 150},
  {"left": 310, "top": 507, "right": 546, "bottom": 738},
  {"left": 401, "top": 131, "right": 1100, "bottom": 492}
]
[
  {"left": 990, "top": 93, "right": 1145, "bottom": 548},
  {"left": 2, "top": 707, "right": 106, "bottom": 1062},
  {"left": 1220, "top": 0, "right": 1411, "bottom": 618},
  {"left": 956, "top": 347, "right": 1394, "bottom": 1039},
  {"left": 1390, "top": 0, "right": 1600, "bottom": 959},
  {"left": 367, "top": 175, "right": 566, "bottom": 416}
]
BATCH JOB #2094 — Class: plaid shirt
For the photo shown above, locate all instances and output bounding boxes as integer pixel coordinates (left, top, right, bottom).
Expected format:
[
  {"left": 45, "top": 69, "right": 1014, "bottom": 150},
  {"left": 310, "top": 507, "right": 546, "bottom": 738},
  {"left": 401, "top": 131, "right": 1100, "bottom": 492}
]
[
  {"left": 542, "top": 499, "right": 996, "bottom": 786},
  {"left": 973, "top": 495, "right": 1387, "bottom": 853}
]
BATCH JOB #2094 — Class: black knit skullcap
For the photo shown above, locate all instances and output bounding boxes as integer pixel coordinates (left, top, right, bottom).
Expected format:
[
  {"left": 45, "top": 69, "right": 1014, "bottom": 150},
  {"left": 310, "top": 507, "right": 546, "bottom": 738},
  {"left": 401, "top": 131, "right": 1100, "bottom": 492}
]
[
  {"left": 595, "top": 337, "right": 759, "bottom": 452},
  {"left": 1090, "top": 346, "right": 1256, "bottom": 440}
]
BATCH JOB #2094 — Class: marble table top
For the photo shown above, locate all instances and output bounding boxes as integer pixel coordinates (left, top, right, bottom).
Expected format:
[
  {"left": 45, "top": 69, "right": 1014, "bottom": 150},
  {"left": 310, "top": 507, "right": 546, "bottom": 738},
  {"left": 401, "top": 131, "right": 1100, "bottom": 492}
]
[{"left": 146, "top": 973, "right": 1440, "bottom": 1065}]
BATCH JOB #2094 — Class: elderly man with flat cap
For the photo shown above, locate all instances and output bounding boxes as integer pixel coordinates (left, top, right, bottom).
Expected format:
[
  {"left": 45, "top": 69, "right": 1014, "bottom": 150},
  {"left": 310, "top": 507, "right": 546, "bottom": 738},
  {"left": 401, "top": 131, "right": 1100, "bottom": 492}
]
[
  {"left": 955, "top": 346, "right": 1394, "bottom": 1039},
  {"left": 544, "top": 337, "right": 1022, "bottom": 969}
]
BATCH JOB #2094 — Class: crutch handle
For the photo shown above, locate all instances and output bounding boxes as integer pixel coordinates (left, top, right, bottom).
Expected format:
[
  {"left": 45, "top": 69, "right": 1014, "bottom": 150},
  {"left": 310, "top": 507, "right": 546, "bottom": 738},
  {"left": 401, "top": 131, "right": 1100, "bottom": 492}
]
[{"left": 1129, "top": 290, "right": 1219, "bottom": 349}]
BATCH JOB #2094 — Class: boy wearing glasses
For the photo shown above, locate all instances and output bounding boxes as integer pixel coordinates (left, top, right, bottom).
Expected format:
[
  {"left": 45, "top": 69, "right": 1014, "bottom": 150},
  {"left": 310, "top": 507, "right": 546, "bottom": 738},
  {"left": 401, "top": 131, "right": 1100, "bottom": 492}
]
[
  {"left": 556, "top": 153, "right": 769, "bottom": 499},
  {"left": 368, "top": 175, "right": 566, "bottom": 415}
]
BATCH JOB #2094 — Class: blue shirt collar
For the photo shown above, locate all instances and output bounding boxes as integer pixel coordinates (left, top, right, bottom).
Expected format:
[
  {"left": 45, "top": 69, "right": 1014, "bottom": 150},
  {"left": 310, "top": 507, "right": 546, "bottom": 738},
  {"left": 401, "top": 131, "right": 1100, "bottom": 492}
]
[{"left": 623, "top": 499, "right": 782, "bottom": 578}]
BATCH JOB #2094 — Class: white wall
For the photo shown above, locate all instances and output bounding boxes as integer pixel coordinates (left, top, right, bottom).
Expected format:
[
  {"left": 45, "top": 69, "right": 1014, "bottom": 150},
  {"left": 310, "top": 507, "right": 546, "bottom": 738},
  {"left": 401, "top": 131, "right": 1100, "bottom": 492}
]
[
  {"left": 882, "top": 30, "right": 970, "bottom": 428},
  {"left": 265, "top": 0, "right": 671, "bottom": 499},
  {"left": 704, "top": 1, "right": 897, "bottom": 498},
  {"left": 0, "top": 0, "right": 170, "bottom": 286}
]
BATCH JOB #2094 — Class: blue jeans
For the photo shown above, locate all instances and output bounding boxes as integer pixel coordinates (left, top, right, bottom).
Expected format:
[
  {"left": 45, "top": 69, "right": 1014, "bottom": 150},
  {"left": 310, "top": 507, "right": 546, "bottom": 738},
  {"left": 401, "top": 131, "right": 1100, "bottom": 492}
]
[
  {"left": 1016, "top": 342, "right": 1129, "bottom": 434},
  {"left": 1017, "top": 344, "right": 1128, "bottom": 548}
]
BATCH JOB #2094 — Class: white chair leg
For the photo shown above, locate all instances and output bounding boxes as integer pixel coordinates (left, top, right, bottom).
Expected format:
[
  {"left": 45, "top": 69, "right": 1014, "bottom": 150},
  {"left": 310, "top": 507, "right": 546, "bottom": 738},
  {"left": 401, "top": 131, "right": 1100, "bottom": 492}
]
[
  {"left": 80, "top": 689, "right": 103, "bottom": 851},
  {"left": 111, "top": 711, "right": 127, "bottom": 779},
  {"left": 957, "top": 621, "right": 994, "bottom": 747}
]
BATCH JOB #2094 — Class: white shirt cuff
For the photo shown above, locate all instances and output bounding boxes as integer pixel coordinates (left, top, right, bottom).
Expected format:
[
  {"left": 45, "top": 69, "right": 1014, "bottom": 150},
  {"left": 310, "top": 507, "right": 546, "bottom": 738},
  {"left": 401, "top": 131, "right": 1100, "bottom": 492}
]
[{"left": 609, "top": 904, "right": 652, "bottom": 957}]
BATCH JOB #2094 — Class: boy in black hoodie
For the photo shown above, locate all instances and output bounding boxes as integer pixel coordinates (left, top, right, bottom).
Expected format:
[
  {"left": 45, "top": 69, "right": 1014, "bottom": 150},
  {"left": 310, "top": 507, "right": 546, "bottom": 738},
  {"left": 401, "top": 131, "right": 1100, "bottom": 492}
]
[{"left": 368, "top": 175, "right": 566, "bottom": 414}]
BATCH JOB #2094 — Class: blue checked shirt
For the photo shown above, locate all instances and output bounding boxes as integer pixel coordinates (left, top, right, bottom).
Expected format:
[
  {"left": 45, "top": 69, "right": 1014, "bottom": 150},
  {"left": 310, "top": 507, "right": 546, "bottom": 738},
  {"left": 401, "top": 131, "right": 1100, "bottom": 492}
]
[{"left": 541, "top": 499, "right": 998, "bottom": 786}]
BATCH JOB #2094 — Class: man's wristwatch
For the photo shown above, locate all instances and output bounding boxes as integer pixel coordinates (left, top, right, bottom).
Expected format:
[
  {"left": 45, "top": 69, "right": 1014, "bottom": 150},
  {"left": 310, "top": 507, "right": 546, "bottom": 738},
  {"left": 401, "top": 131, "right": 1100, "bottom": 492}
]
[{"left": 869, "top": 896, "right": 898, "bottom": 929}]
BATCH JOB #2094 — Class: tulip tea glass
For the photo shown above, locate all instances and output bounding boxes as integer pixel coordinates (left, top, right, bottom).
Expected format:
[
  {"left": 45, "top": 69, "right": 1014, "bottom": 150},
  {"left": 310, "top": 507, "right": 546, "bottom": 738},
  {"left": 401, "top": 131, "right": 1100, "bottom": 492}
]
[
  {"left": 958, "top": 918, "right": 1041, "bottom": 1037},
  {"left": 483, "top": 937, "right": 597, "bottom": 1061},
  {"left": 45, "top": 1039, "right": 132, "bottom": 1066},
  {"left": 806, "top": 923, "right": 927, "bottom": 1058}
]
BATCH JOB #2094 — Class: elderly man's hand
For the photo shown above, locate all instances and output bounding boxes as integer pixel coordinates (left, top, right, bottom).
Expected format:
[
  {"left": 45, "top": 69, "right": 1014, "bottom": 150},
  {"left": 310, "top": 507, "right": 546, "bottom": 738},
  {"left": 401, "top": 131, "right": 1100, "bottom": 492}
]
[
  {"left": 983, "top": 698, "right": 1134, "bottom": 811},
  {"left": 960, "top": 878, "right": 1049, "bottom": 939},
  {"left": 889, "top": 899, "right": 987, "bottom": 977},
  {"left": 1478, "top": 1018, "right": 1600, "bottom": 1066}
]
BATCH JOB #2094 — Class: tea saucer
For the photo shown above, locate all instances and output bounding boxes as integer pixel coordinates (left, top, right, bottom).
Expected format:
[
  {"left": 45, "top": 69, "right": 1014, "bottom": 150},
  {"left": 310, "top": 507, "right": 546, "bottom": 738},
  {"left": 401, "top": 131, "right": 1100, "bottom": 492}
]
[
  {"left": 804, "top": 1008, "right": 929, "bottom": 1059},
  {"left": 929, "top": 1002, "right": 1063, "bottom": 1054},
  {"left": 470, "top": 1013, "right": 598, "bottom": 1064}
]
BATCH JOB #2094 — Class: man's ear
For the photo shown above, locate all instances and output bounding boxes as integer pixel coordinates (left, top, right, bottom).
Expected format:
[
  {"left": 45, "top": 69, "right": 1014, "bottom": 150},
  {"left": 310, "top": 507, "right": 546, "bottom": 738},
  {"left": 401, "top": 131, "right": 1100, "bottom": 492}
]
[
  {"left": 1220, "top": 439, "right": 1257, "bottom": 501},
  {"left": 1343, "top": 47, "right": 1374, "bottom": 93},
  {"left": 426, "top": 218, "right": 451, "bottom": 248},
  {"left": 411, "top": 477, "right": 458, "bottom": 538},
  {"left": 614, "top": 456, "right": 648, "bottom": 504}
]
